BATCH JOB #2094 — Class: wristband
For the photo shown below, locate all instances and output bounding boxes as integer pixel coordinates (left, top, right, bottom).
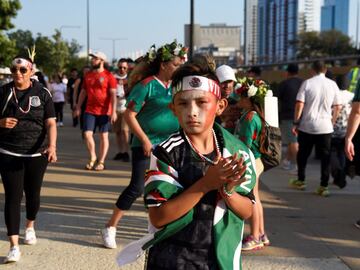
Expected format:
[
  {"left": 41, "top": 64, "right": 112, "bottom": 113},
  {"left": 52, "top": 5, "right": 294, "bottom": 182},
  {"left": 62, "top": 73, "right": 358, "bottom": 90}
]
[
  {"left": 293, "top": 121, "right": 300, "bottom": 126},
  {"left": 221, "top": 184, "right": 234, "bottom": 198}
]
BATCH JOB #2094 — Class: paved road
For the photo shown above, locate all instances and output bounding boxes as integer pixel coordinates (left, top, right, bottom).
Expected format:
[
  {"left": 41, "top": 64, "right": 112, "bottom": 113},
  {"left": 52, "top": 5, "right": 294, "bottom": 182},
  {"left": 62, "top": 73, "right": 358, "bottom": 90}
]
[{"left": 0, "top": 112, "right": 359, "bottom": 270}]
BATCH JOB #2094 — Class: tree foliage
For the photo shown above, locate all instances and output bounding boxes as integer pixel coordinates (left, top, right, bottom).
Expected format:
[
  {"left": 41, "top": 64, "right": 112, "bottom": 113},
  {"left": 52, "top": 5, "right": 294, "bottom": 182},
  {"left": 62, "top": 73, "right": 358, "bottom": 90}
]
[
  {"left": 0, "top": 0, "right": 21, "bottom": 30},
  {"left": 296, "top": 30, "right": 357, "bottom": 59},
  {"left": 5, "top": 29, "right": 85, "bottom": 75}
]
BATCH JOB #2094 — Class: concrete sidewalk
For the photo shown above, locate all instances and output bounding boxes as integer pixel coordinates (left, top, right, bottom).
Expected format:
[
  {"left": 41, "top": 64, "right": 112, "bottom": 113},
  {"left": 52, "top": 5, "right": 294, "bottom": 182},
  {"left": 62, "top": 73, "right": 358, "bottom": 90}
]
[{"left": 0, "top": 112, "right": 359, "bottom": 270}]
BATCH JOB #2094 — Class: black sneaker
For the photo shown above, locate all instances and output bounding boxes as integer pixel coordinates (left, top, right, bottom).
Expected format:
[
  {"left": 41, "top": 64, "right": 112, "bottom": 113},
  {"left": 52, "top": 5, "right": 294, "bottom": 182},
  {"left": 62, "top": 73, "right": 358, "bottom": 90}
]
[
  {"left": 355, "top": 220, "right": 360, "bottom": 229},
  {"left": 122, "top": 152, "right": 130, "bottom": 162},
  {"left": 113, "top": 153, "right": 124, "bottom": 160}
]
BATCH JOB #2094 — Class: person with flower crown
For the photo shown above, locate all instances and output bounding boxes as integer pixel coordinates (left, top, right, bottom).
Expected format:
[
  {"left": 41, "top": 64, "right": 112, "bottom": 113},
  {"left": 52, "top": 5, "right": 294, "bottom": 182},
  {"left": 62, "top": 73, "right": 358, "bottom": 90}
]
[
  {"left": 0, "top": 48, "right": 57, "bottom": 263},
  {"left": 117, "top": 55, "right": 256, "bottom": 270},
  {"left": 233, "top": 76, "right": 271, "bottom": 251},
  {"left": 100, "top": 40, "right": 187, "bottom": 249}
]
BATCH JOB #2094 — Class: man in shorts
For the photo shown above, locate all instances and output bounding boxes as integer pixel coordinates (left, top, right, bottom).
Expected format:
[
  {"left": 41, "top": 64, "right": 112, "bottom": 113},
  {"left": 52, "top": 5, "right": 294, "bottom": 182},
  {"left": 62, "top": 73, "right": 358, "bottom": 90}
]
[
  {"left": 278, "top": 64, "right": 303, "bottom": 171},
  {"left": 75, "top": 51, "right": 117, "bottom": 171}
]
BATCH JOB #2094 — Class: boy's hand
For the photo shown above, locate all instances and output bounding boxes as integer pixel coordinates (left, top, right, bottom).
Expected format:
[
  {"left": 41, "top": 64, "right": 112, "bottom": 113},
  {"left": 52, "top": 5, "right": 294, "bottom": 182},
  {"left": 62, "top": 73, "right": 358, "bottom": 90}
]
[{"left": 201, "top": 154, "right": 246, "bottom": 192}]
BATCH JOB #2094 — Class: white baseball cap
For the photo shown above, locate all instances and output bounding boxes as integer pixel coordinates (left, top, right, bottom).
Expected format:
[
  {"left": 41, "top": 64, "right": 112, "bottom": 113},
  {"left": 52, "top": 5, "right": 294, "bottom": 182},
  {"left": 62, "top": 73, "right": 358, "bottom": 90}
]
[
  {"left": 89, "top": 51, "right": 107, "bottom": 62},
  {"left": 216, "top": 65, "right": 236, "bottom": 83}
]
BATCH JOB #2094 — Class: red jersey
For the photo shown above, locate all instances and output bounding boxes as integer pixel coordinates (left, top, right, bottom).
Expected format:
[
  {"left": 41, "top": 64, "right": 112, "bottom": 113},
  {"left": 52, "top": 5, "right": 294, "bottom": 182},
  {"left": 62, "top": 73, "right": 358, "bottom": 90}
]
[{"left": 83, "top": 70, "right": 117, "bottom": 115}]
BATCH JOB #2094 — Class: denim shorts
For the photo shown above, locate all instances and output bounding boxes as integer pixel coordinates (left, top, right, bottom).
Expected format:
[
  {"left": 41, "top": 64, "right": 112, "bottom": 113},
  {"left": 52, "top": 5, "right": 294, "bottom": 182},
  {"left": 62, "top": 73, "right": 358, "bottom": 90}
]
[
  {"left": 280, "top": 120, "right": 298, "bottom": 144},
  {"left": 83, "top": 112, "right": 110, "bottom": 133}
]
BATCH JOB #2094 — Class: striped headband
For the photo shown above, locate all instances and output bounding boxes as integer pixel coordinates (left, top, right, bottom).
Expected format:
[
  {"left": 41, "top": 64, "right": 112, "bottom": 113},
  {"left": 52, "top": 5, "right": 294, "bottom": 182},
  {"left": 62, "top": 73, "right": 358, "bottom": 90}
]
[
  {"left": 12, "top": 58, "right": 33, "bottom": 69},
  {"left": 172, "top": 75, "right": 221, "bottom": 99}
]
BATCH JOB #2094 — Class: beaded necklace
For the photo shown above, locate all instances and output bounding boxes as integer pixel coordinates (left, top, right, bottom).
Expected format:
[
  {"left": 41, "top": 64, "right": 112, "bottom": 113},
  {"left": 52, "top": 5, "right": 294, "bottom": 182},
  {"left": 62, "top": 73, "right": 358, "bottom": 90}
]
[
  {"left": 12, "top": 87, "right": 31, "bottom": 114},
  {"left": 183, "top": 129, "right": 221, "bottom": 165}
]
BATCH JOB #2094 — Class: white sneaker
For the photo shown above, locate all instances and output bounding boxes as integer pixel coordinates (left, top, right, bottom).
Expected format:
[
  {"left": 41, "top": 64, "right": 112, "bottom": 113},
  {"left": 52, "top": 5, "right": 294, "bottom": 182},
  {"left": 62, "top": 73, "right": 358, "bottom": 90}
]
[
  {"left": 282, "top": 159, "right": 291, "bottom": 170},
  {"left": 24, "top": 228, "right": 37, "bottom": 245},
  {"left": 4, "top": 246, "right": 21, "bottom": 263},
  {"left": 100, "top": 226, "right": 117, "bottom": 249}
]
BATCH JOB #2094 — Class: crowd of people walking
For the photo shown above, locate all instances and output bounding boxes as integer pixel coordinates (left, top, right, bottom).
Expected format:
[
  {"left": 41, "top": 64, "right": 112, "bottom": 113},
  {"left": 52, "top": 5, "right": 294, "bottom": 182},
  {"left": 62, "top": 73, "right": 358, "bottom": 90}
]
[{"left": 0, "top": 40, "right": 359, "bottom": 269}]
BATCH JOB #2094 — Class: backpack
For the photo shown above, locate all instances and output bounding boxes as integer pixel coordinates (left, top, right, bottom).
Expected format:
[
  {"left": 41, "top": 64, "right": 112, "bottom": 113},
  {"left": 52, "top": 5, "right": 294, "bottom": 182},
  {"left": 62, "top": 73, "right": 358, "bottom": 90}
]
[{"left": 260, "top": 123, "right": 282, "bottom": 171}]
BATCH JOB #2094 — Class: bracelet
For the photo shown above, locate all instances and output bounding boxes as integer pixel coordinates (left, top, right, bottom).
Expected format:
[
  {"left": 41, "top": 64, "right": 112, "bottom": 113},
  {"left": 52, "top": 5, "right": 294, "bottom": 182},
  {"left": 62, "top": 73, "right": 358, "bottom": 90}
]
[
  {"left": 293, "top": 121, "right": 300, "bottom": 126},
  {"left": 48, "top": 145, "right": 56, "bottom": 149},
  {"left": 221, "top": 184, "right": 234, "bottom": 198}
]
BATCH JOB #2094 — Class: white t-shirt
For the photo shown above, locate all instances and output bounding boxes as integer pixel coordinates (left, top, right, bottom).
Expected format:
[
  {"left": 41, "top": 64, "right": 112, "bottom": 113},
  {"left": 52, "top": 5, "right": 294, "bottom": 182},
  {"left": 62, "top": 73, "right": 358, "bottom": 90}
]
[
  {"left": 51, "top": 82, "right": 67, "bottom": 103},
  {"left": 296, "top": 73, "right": 341, "bottom": 134}
]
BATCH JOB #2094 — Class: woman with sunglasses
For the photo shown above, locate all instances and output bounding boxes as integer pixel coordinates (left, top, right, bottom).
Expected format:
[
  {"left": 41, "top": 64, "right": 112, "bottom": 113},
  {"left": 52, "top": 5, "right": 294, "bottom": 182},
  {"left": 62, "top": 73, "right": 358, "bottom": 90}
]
[{"left": 0, "top": 55, "right": 57, "bottom": 263}]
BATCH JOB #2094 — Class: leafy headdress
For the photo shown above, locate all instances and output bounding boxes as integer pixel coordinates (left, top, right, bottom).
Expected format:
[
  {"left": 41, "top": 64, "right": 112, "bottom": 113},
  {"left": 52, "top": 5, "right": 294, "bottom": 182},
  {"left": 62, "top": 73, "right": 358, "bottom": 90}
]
[
  {"left": 144, "top": 40, "right": 188, "bottom": 63},
  {"left": 234, "top": 77, "right": 270, "bottom": 107}
]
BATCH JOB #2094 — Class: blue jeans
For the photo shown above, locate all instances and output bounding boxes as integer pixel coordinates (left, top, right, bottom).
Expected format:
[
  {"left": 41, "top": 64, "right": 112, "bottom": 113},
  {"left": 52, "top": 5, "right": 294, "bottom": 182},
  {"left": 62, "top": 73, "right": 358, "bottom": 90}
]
[{"left": 116, "top": 147, "right": 150, "bottom": 210}]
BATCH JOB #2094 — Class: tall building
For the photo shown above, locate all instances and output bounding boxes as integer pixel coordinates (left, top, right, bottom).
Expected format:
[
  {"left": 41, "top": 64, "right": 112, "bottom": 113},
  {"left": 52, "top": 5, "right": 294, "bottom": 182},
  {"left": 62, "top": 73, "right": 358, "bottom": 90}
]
[
  {"left": 257, "top": 0, "right": 321, "bottom": 64},
  {"left": 184, "top": 23, "right": 242, "bottom": 66},
  {"left": 244, "top": 0, "right": 258, "bottom": 65},
  {"left": 321, "top": 0, "right": 360, "bottom": 48}
]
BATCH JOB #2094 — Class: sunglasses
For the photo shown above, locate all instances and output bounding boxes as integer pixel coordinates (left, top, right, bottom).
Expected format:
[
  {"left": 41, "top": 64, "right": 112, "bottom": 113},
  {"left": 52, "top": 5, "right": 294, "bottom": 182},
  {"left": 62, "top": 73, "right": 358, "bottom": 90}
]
[
  {"left": 119, "top": 67, "right": 127, "bottom": 70},
  {"left": 10, "top": 66, "right": 29, "bottom": 74}
]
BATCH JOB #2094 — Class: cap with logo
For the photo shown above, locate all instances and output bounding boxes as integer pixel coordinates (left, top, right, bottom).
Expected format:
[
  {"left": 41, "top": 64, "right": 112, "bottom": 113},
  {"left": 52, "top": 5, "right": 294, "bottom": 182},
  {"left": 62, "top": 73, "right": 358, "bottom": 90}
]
[{"left": 89, "top": 51, "right": 107, "bottom": 62}]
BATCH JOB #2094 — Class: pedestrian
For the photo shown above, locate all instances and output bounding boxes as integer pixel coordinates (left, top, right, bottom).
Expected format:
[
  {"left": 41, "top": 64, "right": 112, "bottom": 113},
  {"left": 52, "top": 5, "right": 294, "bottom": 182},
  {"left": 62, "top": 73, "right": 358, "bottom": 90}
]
[
  {"left": 72, "top": 66, "right": 91, "bottom": 131},
  {"left": 75, "top": 52, "right": 117, "bottom": 171},
  {"left": 113, "top": 58, "right": 130, "bottom": 162},
  {"left": 66, "top": 68, "right": 79, "bottom": 127},
  {"left": 100, "top": 41, "right": 187, "bottom": 249},
  {"left": 344, "top": 79, "right": 360, "bottom": 228},
  {"left": 216, "top": 64, "right": 241, "bottom": 133},
  {"left": 143, "top": 57, "right": 256, "bottom": 269},
  {"left": 290, "top": 61, "right": 342, "bottom": 197},
  {"left": 329, "top": 82, "right": 354, "bottom": 189},
  {"left": 278, "top": 64, "right": 303, "bottom": 171},
  {"left": 0, "top": 54, "right": 57, "bottom": 263},
  {"left": 50, "top": 73, "right": 67, "bottom": 127},
  {"left": 233, "top": 76, "right": 271, "bottom": 251},
  {"left": 345, "top": 58, "right": 360, "bottom": 93}
]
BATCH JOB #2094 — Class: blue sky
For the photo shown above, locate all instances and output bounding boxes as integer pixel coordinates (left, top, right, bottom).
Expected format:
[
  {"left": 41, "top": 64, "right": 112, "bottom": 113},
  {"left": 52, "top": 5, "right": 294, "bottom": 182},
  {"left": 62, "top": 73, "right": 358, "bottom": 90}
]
[{"left": 10, "top": 0, "right": 244, "bottom": 61}]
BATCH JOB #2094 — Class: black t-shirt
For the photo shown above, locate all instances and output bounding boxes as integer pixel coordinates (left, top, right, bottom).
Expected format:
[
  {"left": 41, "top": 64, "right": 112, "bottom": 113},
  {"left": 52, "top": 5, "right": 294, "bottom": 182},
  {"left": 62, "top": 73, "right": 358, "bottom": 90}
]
[
  {"left": 146, "top": 129, "right": 254, "bottom": 270},
  {"left": 278, "top": 77, "right": 303, "bottom": 120},
  {"left": 0, "top": 80, "right": 55, "bottom": 155}
]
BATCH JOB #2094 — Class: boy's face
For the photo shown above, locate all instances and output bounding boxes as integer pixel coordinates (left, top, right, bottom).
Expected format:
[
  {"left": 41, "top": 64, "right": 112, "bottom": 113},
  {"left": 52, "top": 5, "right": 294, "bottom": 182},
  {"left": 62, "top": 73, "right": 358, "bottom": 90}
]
[{"left": 171, "top": 90, "right": 226, "bottom": 135}]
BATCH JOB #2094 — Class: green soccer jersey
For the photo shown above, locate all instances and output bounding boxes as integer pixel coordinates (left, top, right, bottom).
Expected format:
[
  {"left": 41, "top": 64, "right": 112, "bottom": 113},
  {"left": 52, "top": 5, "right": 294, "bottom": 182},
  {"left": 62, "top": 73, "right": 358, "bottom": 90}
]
[
  {"left": 126, "top": 76, "right": 179, "bottom": 148},
  {"left": 234, "top": 110, "right": 262, "bottom": 159}
]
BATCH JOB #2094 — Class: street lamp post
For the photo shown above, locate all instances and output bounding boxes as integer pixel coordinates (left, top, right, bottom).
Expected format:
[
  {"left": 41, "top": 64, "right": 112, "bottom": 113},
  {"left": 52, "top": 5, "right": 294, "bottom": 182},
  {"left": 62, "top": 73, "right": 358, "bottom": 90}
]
[
  {"left": 99, "top": 38, "right": 127, "bottom": 63},
  {"left": 87, "top": 0, "right": 90, "bottom": 64},
  {"left": 189, "top": 0, "right": 194, "bottom": 61}
]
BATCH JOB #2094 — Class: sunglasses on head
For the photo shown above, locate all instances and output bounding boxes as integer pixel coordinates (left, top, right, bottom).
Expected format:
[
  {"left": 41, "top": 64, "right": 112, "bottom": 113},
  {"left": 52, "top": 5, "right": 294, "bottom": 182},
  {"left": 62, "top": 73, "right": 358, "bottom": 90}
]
[{"left": 10, "top": 66, "right": 29, "bottom": 74}]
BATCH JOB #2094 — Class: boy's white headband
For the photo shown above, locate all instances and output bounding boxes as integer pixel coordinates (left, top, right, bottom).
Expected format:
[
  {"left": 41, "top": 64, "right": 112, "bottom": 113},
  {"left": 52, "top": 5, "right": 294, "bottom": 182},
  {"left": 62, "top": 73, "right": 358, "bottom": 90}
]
[
  {"left": 172, "top": 75, "right": 221, "bottom": 99},
  {"left": 12, "top": 58, "right": 33, "bottom": 69}
]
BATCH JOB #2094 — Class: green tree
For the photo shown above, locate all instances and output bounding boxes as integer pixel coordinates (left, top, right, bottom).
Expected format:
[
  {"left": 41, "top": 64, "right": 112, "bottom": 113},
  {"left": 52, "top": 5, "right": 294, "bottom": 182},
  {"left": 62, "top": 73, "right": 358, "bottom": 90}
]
[
  {"left": 8, "top": 29, "right": 34, "bottom": 53},
  {"left": 296, "top": 30, "right": 357, "bottom": 59},
  {"left": 0, "top": 0, "right": 21, "bottom": 30},
  {"left": 0, "top": 0, "right": 21, "bottom": 65}
]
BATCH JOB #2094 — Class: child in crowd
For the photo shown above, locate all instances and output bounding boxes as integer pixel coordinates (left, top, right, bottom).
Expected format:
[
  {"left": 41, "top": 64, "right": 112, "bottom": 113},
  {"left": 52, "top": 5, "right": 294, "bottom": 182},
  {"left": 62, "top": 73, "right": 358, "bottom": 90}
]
[
  {"left": 233, "top": 77, "right": 271, "bottom": 251},
  {"left": 142, "top": 59, "right": 257, "bottom": 269}
]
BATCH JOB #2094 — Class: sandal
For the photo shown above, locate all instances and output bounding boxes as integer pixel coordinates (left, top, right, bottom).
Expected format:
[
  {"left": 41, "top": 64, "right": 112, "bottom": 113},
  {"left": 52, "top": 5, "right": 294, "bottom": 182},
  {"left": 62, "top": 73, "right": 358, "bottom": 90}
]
[
  {"left": 94, "top": 161, "right": 105, "bottom": 171},
  {"left": 85, "top": 159, "right": 97, "bottom": 170}
]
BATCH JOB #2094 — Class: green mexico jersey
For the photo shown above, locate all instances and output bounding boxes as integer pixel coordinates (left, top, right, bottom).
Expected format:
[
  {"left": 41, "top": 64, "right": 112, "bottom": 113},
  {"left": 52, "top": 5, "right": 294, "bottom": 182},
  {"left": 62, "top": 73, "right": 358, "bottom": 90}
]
[
  {"left": 234, "top": 110, "right": 262, "bottom": 159},
  {"left": 126, "top": 76, "right": 179, "bottom": 148}
]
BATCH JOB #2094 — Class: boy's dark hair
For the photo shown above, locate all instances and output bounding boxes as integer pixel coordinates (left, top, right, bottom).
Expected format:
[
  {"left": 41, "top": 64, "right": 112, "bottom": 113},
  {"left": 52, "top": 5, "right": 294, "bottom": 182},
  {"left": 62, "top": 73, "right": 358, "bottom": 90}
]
[
  {"left": 118, "top": 58, "right": 128, "bottom": 64},
  {"left": 70, "top": 68, "right": 78, "bottom": 73},
  {"left": 171, "top": 55, "right": 219, "bottom": 90},
  {"left": 286, "top": 63, "right": 299, "bottom": 75},
  {"left": 312, "top": 60, "right": 326, "bottom": 73}
]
